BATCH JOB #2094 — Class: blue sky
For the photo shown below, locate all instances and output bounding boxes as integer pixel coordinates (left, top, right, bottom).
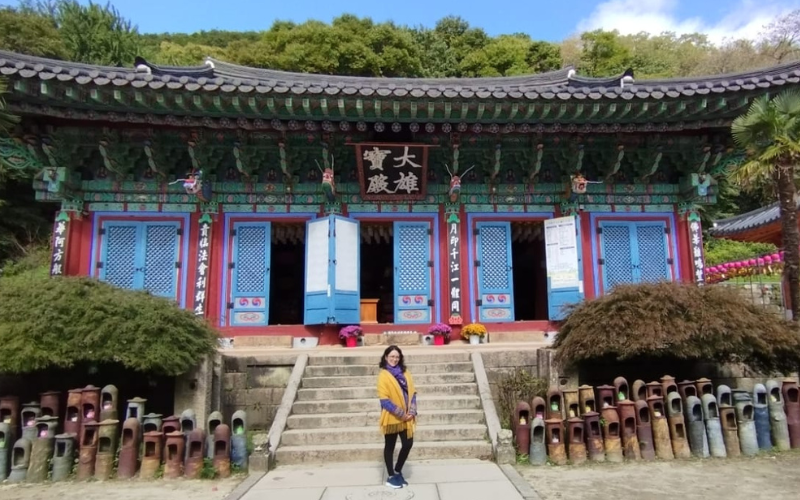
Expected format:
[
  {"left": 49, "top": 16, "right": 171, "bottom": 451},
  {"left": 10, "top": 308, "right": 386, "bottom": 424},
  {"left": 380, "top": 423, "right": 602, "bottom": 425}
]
[{"left": 3, "top": 0, "right": 800, "bottom": 42}]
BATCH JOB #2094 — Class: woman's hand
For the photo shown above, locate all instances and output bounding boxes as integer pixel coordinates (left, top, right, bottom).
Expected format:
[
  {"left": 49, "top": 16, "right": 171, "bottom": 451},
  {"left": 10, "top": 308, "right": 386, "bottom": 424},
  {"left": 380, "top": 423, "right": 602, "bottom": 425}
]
[{"left": 403, "top": 414, "right": 415, "bottom": 422}]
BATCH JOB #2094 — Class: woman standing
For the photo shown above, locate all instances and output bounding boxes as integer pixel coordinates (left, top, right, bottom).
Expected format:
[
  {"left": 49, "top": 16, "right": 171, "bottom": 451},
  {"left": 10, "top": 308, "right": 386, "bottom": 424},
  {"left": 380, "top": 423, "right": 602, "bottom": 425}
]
[{"left": 377, "top": 345, "right": 417, "bottom": 489}]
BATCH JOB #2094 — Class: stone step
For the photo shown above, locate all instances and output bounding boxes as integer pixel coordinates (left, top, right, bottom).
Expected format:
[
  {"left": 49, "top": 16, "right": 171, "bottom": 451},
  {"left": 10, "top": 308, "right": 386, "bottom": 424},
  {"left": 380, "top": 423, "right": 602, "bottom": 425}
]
[
  {"left": 303, "top": 362, "right": 475, "bottom": 377},
  {"left": 296, "top": 383, "right": 477, "bottom": 401},
  {"left": 275, "top": 440, "right": 494, "bottom": 465},
  {"left": 280, "top": 424, "right": 487, "bottom": 447},
  {"left": 307, "top": 352, "right": 471, "bottom": 366},
  {"left": 286, "top": 409, "right": 486, "bottom": 429},
  {"left": 290, "top": 395, "right": 482, "bottom": 414},
  {"left": 300, "top": 372, "right": 475, "bottom": 388}
]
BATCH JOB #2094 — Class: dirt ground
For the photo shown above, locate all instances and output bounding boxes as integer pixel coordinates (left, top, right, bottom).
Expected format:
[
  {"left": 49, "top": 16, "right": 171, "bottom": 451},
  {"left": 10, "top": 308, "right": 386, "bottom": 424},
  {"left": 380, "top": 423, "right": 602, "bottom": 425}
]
[
  {"left": 516, "top": 450, "right": 800, "bottom": 500},
  {"left": 0, "top": 477, "right": 243, "bottom": 500}
]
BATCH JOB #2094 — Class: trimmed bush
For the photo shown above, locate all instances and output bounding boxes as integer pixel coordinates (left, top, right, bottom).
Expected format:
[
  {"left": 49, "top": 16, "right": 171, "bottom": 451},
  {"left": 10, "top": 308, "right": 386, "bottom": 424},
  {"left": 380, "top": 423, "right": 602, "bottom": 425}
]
[
  {"left": 0, "top": 273, "right": 217, "bottom": 375},
  {"left": 553, "top": 282, "right": 800, "bottom": 374}
]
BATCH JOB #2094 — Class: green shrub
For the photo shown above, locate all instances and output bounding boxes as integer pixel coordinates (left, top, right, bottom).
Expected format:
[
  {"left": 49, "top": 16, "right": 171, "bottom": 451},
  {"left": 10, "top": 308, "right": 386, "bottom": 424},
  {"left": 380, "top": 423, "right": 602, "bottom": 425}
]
[
  {"left": 704, "top": 237, "right": 778, "bottom": 266},
  {"left": 553, "top": 282, "right": 800, "bottom": 374},
  {"left": 0, "top": 273, "right": 218, "bottom": 375}
]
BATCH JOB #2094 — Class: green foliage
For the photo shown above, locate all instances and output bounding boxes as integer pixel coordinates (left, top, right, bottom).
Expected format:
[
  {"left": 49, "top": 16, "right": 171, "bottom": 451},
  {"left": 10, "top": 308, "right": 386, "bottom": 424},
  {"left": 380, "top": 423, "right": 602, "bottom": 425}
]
[
  {"left": 0, "top": 7, "right": 66, "bottom": 59},
  {"left": 200, "top": 458, "right": 217, "bottom": 479},
  {"left": 580, "top": 30, "right": 631, "bottom": 76},
  {"left": 704, "top": 237, "right": 778, "bottom": 266},
  {"left": 553, "top": 282, "right": 800, "bottom": 374},
  {"left": 0, "top": 180, "right": 54, "bottom": 266},
  {"left": 496, "top": 368, "right": 547, "bottom": 430},
  {"left": 53, "top": 1, "right": 140, "bottom": 66},
  {"left": 0, "top": 274, "right": 218, "bottom": 375}
]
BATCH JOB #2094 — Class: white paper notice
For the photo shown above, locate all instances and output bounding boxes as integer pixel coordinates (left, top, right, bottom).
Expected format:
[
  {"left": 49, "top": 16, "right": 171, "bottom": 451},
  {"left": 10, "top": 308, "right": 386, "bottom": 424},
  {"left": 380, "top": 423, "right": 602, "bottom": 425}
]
[{"left": 544, "top": 216, "right": 580, "bottom": 289}]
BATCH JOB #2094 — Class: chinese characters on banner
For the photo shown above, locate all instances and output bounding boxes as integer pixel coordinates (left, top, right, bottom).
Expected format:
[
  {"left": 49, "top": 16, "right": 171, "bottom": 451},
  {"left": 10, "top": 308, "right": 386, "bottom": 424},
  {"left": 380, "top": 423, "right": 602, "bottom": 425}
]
[
  {"left": 355, "top": 143, "right": 429, "bottom": 201},
  {"left": 50, "top": 212, "right": 69, "bottom": 276},
  {"left": 446, "top": 213, "right": 463, "bottom": 325},
  {"left": 194, "top": 214, "right": 212, "bottom": 316},
  {"left": 688, "top": 215, "right": 705, "bottom": 285}
]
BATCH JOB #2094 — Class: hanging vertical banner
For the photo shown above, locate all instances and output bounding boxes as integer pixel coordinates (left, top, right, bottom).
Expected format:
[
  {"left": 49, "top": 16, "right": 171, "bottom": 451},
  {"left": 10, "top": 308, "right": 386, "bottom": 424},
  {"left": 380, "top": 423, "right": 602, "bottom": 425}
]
[
  {"left": 688, "top": 212, "right": 705, "bottom": 285},
  {"left": 194, "top": 214, "right": 212, "bottom": 316},
  {"left": 50, "top": 211, "right": 69, "bottom": 277},
  {"left": 446, "top": 212, "right": 463, "bottom": 325}
]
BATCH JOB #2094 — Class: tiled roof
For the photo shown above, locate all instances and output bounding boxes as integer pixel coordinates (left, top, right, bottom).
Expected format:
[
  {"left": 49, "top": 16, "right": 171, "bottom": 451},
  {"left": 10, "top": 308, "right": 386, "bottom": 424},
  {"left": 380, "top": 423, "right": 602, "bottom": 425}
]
[
  {"left": 711, "top": 198, "right": 800, "bottom": 236},
  {"left": 2, "top": 49, "right": 800, "bottom": 100}
]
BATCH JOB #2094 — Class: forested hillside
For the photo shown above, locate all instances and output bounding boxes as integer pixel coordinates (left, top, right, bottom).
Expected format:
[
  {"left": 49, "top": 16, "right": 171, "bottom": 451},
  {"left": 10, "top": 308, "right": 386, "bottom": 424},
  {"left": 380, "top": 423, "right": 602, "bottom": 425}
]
[{"left": 1, "top": 1, "right": 799, "bottom": 78}]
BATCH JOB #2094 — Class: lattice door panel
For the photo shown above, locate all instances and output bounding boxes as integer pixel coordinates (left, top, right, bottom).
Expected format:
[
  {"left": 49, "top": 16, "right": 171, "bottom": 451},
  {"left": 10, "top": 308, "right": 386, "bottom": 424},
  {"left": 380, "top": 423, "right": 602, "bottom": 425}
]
[
  {"left": 636, "top": 224, "right": 670, "bottom": 283},
  {"left": 235, "top": 226, "right": 268, "bottom": 293},
  {"left": 394, "top": 221, "right": 432, "bottom": 324},
  {"left": 396, "top": 225, "right": 430, "bottom": 292},
  {"left": 142, "top": 224, "right": 179, "bottom": 298},
  {"left": 103, "top": 225, "right": 138, "bottom": 289},
  {"left": 476, "top": 221, "right": 514, "bottom": 322},
  {"left": 479, "top": 225, "right": 510, "bottom": 290},
  {"left": 601, "top": 224, "right": 634, "bottom": 290}
]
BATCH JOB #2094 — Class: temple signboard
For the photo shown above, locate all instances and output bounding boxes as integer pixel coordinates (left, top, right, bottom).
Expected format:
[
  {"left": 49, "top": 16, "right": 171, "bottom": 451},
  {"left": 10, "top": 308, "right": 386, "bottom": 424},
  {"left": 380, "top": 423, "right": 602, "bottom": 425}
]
[{"left": 354, "top": 143, "right": 429, "bottom": 201}]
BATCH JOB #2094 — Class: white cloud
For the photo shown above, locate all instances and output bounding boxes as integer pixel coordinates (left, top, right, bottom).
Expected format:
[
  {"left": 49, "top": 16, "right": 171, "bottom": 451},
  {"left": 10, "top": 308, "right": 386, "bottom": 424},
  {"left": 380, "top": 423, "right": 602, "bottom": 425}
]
[{"left": 576, "top": 0, "right": 800, "bottom": 44}]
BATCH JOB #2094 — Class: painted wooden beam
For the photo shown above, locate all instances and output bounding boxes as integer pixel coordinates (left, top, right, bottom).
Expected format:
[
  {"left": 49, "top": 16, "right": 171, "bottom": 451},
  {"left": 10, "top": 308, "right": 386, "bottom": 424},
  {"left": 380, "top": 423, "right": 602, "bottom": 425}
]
[
  {"left": 524, "top": 103, "right": 537, "bottom": 120},
  {"left": 301, "top": 98, "right": 311, "bottom": 116},
  {"left": 554, "top": 104, "right": 568, "bottom": 120},
  {"left": 320, "top": 98, "right": 329, "bottom": 117},
  {"left": 338, "top": 98, "right": 346, "bottom": 117},
  {"left": 284, "top": 97, "right": 293, "bottom": 115},
  {"left": 571, "top": 104, "right": 584, "bottom": 120},
  {"left": 247, "top": 97, "right": 258, "bottom": 114},
  {"left": 509, "top": 103, "right": 520, "bottom": 120},
  {"left": 603, "top": 103, "right": 617, "bottom": 119},
  {"left": 477, "top": 103, "right": 486, "bottom": 120}
]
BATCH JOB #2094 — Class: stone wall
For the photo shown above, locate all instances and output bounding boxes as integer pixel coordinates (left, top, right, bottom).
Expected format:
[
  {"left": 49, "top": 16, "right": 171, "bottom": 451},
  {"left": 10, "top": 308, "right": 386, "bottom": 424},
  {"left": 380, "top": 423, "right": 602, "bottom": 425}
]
[
  {"left": 481, "top": 350, "right": 541, "bottom": 410},
  {"left": 221, "top": 354, "right": 297, "bottom": 430}
]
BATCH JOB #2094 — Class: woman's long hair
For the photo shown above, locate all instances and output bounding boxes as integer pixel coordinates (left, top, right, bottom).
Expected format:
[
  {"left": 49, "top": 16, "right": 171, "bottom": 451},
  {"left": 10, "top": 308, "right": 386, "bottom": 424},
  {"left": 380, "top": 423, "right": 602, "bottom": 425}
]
[{"left": 378, "top": 345, "right": 406, "bottom": 372}]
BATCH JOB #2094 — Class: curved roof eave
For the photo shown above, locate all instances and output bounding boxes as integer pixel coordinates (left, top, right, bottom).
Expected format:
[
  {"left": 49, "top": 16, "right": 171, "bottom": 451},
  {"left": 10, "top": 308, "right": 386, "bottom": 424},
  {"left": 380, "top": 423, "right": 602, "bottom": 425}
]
[{"left": 2, "top": 49, "right": 800, "bottom": 101}]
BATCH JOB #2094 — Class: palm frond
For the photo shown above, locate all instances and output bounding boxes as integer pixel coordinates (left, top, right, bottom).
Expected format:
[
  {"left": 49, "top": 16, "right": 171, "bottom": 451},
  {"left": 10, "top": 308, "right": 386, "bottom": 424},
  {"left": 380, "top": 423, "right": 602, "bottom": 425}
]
[
  {"left": 773, "top": 90, "right": 800, "bottom": 117},
  {"left": 730, "top": 159, "right": 774, "bottom": 191}
]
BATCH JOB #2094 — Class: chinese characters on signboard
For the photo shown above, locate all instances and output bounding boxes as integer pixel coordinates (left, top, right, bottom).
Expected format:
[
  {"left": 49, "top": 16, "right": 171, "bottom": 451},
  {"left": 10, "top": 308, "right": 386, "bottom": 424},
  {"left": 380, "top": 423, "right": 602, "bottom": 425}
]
[
  {"left": 689, "top": 217, "right": 705, "bottom": 285},
  {"left": 446, "top": 213, "right": 463, "bottom": 325},
  {"left": 194, "top": 215, "right": 212, "bottom": 316},
  {"left": 50, "top": 212, "right": 69, "bottom": 276},
  {"left": 355, "top": 144, "right": 429, "bottom": 201}
]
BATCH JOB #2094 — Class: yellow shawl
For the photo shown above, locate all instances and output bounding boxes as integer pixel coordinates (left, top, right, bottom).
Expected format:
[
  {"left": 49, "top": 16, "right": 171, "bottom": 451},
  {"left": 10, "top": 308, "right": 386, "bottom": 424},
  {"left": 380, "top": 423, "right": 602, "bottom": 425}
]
[{"left": 377, "top": 368, "right": 416, "bottom": 438}]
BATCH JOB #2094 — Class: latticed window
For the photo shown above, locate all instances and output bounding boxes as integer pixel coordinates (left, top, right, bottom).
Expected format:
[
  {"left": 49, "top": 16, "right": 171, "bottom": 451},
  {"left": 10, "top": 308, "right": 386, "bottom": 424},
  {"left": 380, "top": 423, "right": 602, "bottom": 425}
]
[
  {"left": 98, "top": 221, "right": 181, "bottom": 299},
  {"left": 598, "top": 221, "right": 673, "bottom": 293}
]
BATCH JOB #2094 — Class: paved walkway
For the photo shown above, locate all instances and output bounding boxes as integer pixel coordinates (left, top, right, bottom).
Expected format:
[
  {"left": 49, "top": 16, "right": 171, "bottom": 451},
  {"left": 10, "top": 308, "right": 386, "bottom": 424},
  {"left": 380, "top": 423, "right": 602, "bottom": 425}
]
[{"left": 238, "top": 459, "right": 530, "bottom": 500}]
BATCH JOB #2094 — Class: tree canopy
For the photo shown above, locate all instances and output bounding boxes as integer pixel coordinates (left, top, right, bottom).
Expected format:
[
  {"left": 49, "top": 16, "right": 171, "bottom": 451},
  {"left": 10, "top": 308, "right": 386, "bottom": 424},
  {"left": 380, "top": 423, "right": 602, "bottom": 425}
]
[
  {"left": 553, "top": 282, "right": 800, "bottom": 374},
  {"left": 2, "top": 3, "right": 800, "bottom": 78},
  {"left": 0, "top": 270, "right": 218, "bottom": 375}
]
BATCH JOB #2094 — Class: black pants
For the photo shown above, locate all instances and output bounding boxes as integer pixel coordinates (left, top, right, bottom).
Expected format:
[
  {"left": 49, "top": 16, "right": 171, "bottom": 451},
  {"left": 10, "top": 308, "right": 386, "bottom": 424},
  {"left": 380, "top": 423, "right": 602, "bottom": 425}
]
[{"left": 384, "top": 430, "right": 413, "bottom": 476}]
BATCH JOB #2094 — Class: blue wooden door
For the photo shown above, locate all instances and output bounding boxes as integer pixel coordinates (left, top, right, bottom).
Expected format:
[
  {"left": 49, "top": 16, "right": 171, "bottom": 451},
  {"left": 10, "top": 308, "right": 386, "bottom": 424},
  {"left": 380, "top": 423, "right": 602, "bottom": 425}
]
[
  {"left": 394, "top": 221, "right": 433, "bottom": 324},
  {"left": 303, "top": 215, "right": 361, "bottom": 325},
  {"left": 304, "top": 217, "right": 331, "bottom": 325},
  {"left": 545, "top": 216, "right": 585, "bottom": 321},
  {"left": 229, "top": 222, "right": 271, "bottom": 326},
  {"left": 99, "top": 221, "right": 181, "bottom": 298},
  {"left": 634, "top": 223, "right": 672, "bottom": 283},
  {"left": 331, "top": 216, "right": 360, "bottom": 324},
  {"left": 476, "top": 221, "right": 514, "bottom": 322},
  {"left": 99, "top": 221, "right": 141, "bottom": 291},
  {"left": 599, "top": 221, "right": 671, "bottom": 292},
  {"left": 141, "top": 222, "right": 181, "bottom": 298}
]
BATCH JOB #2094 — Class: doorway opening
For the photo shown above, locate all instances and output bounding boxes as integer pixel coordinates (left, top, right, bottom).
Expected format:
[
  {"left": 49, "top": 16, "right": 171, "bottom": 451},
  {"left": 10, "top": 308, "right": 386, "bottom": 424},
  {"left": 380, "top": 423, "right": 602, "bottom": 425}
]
[
  {"left": 511, "top": 221, "right": 548, "bottom": 320},
  {"left": 269, "top": 223, "right": 305, "bottom": 325},
  {"left": 360, "top": 222, "right": 394, "bottom": 323}
]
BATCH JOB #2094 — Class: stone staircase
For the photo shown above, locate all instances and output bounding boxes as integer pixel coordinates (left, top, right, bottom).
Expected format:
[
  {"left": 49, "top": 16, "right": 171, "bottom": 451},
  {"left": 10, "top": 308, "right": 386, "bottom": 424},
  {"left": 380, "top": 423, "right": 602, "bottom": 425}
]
[{"left": 275, "top": 351, "right": 493, "bottom": 465}]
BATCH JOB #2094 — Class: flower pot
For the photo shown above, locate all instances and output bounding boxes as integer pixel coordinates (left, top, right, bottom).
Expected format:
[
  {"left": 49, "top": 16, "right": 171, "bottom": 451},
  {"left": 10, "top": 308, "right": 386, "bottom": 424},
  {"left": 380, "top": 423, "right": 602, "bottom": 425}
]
[
  {"left": 345, "top": 337, "right": 358, "bottom": 348},
  {"left": 433, "top": 335, "right": 445, "bottom": 346},
  {"left": 469, "top": 335, "right": 481, "bottom": 345}
]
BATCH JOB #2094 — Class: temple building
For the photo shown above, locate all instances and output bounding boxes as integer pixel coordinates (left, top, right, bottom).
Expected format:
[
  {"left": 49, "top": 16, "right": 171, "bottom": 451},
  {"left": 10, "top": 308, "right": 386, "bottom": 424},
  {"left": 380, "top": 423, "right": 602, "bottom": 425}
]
[{"left": 1, "top": 49, "right": 790, "bottom": 343}]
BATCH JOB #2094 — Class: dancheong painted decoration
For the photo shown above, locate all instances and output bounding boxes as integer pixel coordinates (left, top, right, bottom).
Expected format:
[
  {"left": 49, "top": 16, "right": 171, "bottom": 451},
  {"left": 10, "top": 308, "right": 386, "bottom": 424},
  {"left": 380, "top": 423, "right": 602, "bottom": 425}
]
[{"left": 1, "top": 47, "right": 796, "bottom": 341}]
